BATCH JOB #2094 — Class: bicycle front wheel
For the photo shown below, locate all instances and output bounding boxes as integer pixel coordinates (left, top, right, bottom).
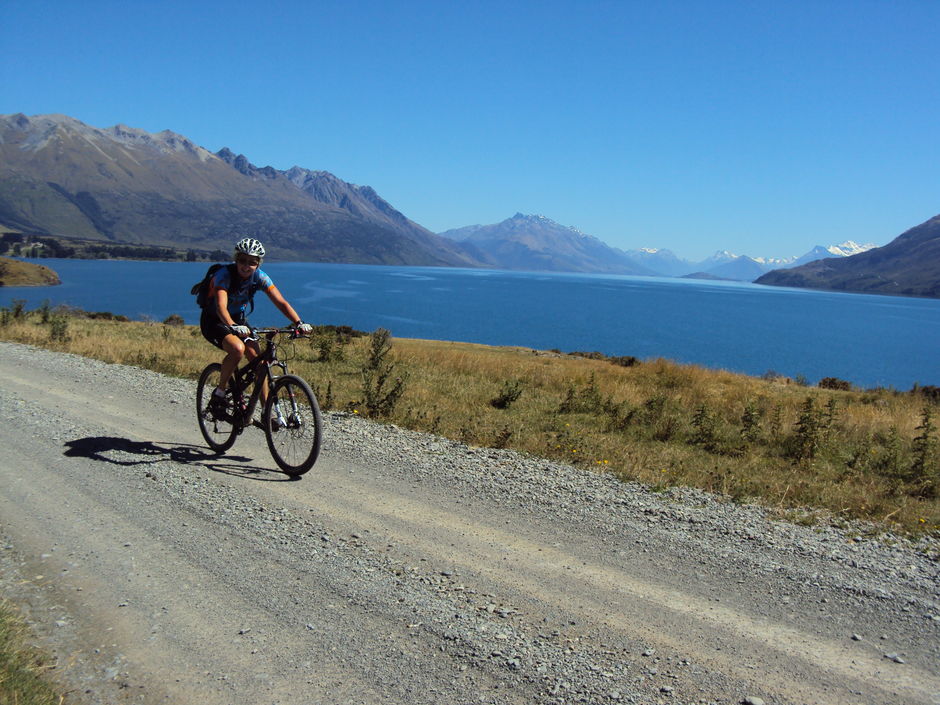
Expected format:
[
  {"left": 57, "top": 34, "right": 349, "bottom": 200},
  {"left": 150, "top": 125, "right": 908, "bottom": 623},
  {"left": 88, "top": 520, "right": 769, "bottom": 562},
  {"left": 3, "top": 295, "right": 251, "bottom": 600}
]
[
  {"left": 196, "top": 363, "right": 239, "bottom": 453},
  {"left": 263, "top": 374, "right": 323, "bottom": 476}
]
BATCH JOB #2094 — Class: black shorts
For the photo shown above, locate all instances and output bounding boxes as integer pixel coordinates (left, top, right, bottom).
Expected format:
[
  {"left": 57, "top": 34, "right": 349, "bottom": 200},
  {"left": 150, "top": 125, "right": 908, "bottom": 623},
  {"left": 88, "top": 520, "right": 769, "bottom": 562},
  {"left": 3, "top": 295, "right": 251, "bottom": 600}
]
[{"left": 200, "top": 311, "right": 241, "bottom": 349}]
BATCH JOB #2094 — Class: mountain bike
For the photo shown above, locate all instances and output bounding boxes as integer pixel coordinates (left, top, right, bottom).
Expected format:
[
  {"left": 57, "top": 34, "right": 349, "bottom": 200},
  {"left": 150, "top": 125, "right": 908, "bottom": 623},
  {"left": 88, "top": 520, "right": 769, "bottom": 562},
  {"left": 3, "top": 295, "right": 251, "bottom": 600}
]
[{"left": 196, "top": 327, "right": 323, "bottom": 476}]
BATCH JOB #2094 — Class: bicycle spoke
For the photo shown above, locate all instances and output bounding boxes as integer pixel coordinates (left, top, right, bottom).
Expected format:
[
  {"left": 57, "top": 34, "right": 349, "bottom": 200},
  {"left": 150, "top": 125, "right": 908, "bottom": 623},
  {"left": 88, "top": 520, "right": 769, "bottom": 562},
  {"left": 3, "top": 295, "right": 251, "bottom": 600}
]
[
  {"left": 196, "top": 363, "right": 239, "bottom": 452},
  {"left": 263, "top": 375, "right": 322, "bottom": 475}
]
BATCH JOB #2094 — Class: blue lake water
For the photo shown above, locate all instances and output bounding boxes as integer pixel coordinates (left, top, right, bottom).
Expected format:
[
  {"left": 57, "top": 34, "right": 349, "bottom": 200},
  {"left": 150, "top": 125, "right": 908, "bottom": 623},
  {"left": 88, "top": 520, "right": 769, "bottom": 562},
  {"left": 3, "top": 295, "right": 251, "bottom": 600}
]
[{"left": 3, "top": 258, "right": 939, "bottom": 389}]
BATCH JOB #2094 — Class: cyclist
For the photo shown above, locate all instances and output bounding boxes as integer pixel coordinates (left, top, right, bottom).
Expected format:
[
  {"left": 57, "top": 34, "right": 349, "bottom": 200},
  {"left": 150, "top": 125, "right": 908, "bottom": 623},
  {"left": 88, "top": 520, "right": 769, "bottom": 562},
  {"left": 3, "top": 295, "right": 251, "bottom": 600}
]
[{"left": 201, "top": 237, "right": 312, "bottom": 415}]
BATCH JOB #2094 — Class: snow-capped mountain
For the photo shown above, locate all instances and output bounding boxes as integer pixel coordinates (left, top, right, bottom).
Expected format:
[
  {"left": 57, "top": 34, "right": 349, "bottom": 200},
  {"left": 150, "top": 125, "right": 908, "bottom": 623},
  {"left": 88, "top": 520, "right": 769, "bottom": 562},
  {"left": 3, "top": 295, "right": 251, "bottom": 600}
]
[
  {"left": 630, "top": 242, "right": 879, "bottom": 281},
  {"left": 756, "top": 220, "right": 939, "bottom": 298},
  {"left": 786, "top": 241, "right": 877, "bottom": 268}
]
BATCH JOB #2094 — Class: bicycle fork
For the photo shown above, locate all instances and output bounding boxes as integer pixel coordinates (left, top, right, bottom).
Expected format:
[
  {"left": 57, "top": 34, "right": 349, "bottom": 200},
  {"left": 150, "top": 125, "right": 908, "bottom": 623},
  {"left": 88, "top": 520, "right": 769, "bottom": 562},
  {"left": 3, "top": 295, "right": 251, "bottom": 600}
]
[{"left": 264, "top": 364, "right": 293, "bottom": 431}]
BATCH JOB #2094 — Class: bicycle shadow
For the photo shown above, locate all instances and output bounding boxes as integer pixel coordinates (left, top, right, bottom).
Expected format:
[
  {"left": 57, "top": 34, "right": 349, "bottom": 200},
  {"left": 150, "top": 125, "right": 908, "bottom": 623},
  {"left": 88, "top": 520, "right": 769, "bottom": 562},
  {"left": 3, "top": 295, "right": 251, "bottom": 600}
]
[{"left": 62, "top": 436, "right": 299, "bottom": 482}]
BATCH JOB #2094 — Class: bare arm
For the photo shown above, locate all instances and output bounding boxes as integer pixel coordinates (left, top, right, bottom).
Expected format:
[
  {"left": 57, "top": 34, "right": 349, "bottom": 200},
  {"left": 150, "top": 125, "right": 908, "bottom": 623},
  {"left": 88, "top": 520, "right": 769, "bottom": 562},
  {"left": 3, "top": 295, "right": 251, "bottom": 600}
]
[
  {"left": 265, "top": 285, "right": 302, "bottom": 325},
  {"left": 214, "top": 289, "right": 237, "bottom": 328}
]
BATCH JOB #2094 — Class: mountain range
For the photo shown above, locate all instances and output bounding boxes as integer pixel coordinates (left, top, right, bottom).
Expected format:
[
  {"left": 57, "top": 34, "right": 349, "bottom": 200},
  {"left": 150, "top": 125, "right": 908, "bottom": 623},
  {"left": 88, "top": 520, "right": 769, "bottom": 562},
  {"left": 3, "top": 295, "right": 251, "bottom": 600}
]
[
  {"left": 623, "top": 243, "right": 879, "bottom": 281},
  {"left": 0, "top": 113, "right": 477, "bottom": 266},
  {"left": 1, "top": 113, "right": 936, "bottom": 297}
]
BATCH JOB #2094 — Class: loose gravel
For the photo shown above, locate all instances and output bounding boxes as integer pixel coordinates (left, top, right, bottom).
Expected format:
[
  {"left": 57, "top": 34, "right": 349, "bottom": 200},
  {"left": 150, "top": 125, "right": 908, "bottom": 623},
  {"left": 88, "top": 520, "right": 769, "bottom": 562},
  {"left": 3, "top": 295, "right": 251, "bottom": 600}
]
[{"left": 0, "top": 342, "right": 938, "bottom": 705}]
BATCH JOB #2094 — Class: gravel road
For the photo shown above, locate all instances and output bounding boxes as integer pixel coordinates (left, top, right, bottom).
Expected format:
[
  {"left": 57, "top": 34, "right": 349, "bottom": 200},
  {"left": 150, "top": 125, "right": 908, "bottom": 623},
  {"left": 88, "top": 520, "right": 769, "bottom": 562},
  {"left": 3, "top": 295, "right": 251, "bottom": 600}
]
[{"left": 0, "top": 340, "right": 937, "bottom": 705}]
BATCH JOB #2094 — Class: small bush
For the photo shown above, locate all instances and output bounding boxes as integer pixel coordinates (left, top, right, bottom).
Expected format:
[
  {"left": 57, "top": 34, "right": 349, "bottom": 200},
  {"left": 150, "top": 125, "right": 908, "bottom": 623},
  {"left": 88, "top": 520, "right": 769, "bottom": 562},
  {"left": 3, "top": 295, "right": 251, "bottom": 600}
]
[
  {"left": 569, "top": 350, "right": 607, "bottom": 360},
  {"left": 558, "top": 373, "right": 604, "bottom": 414},
  {"left": 10, "top": 299, "right": 26, "bottom": 320},
  {"left": 163, "top": 314, "right": 185, "bottom": 326},
  {"left": 819, "top": 377, "right": 851, "bottom": 391},
  {"left": 85, "top": 311, "right": 129, "bottom": 322},
  {"left": 359, "top": 328, "right": 406, "bottom": 418},
  {"left": 792, "top": 396, "right": 821, "bottom": 460},
  {"left": 690, "top": 403, "right": 719, "bottom": 450},
  {"left": 912, "top": 384, "right": 940, "bottom": 405},
  {"left": 609, "top": 355, "right": 639, "bottom": 367},
  {"left": 490, "top": 379, "right": 524, "bottom": 409},
  {"left": 48, "top": 315, "right": 70, "bottom": 343},
  {"left": 314, "top": 380, "right": 334, "bottom": 410},
  {"left": 871, "top": 427, "right": 906, "bottom": 478},
  {"left": 313, "top": 329, "right": 346, "bottom": 362},
  {"left": 910, "top": 406, "right": 938, "bottom": 497},
  {"left": 740, "top": 400, "right": 762, "bottom": 444},
  {"left": 492, "top": 426, "right": 513, "bottom": 449},
  {"left": 37, "top": 299, "right": 51, "bottom": 324}
]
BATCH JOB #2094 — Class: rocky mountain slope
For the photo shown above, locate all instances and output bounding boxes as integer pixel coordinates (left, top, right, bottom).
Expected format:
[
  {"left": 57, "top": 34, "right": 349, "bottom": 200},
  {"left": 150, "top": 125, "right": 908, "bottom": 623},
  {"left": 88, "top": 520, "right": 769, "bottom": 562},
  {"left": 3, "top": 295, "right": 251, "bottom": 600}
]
[
  {"left": 0, "top": 113, "right": 478, "bottom": 266},
  {"left": 756, "top": 215, "right": 940, "bottom": 298},
  {"left": 440, "top": 213, "right": 654, "bottom": 274}
]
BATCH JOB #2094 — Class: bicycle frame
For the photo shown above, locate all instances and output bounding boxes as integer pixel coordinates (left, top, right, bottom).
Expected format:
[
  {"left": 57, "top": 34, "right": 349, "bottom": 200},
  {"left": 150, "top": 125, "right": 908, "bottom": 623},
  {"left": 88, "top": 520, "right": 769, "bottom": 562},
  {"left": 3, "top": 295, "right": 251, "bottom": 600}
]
[{"left": 230, "top": 328, "right": 291, "bottom": 430}]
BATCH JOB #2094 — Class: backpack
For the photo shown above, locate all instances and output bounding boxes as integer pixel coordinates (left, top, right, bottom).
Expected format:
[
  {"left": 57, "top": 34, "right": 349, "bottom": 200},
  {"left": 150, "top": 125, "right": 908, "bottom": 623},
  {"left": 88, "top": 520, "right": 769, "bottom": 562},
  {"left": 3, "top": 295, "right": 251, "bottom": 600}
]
[{"left": 191, "top": 263, "right": 258, "bottom": 314}]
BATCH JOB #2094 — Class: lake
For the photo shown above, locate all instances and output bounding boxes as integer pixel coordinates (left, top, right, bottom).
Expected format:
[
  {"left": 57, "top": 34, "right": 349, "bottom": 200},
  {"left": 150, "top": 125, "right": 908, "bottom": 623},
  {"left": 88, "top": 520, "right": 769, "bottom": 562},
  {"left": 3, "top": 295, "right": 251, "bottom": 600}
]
[{"left": 2, "top": 258, "right": 938, "bottom": 389}]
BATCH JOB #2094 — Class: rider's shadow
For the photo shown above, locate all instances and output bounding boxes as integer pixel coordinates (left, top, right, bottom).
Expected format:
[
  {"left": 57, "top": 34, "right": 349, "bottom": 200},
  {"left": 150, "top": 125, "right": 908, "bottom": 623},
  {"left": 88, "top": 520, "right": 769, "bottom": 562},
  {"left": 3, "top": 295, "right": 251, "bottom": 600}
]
[{"left": 62, "top": 437, "right": 296, "bottom": 481}]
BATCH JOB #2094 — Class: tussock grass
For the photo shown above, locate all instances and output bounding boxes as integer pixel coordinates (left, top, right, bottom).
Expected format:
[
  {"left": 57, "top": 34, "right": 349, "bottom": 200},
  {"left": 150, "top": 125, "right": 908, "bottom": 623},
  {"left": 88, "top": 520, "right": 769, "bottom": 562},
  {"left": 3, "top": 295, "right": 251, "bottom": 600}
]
[
  {"left": 0, "top": 600, "right": 62, "bottom": 704},
  {"left": 2, "top": 305, "right": 938, "bottom": 537}
]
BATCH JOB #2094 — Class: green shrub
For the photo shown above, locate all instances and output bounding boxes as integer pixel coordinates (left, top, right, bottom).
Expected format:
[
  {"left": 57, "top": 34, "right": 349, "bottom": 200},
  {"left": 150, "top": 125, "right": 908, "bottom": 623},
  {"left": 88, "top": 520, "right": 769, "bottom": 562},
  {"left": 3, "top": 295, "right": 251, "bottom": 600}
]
[
  {"left": 359, "top": 328, "right": 406, "bottom": 418},
  {"left": 819, "top": 377, "right": 852, "bottom": 391},
  {"left": 313, "top": 328, "right": 346, "bottom": 362},
  {"left": 609, "top": 355, "right": 639, "bottom": 367},
  {"left": 490, "top": 379, "right": 524, "bottom": 409},
  {"left": 792, "top": 396, "right": 821, "bottom": 460},
  {"left": 558, "top": 373, "right": 604, "bottom": 414},
  {"left": 48, "top": 315, "right": 70, "bottom": 343},
  {"left": 690, "top": 403, "right": 725, "bottom": 452},
  {"left": 740, "top": 400, "right": 762, "bottom": 443},
  {"left": 910, "top": 406, "right": 938, "bottom": 497},
  {"left": 10, "top": 299, "right": 26, "bottom": 320}
]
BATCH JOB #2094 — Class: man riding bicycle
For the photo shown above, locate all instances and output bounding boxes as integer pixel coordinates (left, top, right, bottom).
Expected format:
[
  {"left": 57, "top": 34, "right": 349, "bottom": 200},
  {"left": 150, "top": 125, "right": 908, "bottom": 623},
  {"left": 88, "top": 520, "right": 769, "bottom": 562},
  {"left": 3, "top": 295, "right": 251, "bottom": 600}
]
[{"left": 200, "top": 237, "right": 312, "bottom": 415}]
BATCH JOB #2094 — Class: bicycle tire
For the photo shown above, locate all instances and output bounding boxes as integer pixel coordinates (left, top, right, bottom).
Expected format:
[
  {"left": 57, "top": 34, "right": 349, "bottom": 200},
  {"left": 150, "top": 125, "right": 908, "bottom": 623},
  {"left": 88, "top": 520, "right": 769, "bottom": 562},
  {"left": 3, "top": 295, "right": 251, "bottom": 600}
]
[
  {"left": 263, "top": 374, "right": 322, "bottom": 476},
  {"left": 196, "top": 363, "right": 239, "bottom": 453}
]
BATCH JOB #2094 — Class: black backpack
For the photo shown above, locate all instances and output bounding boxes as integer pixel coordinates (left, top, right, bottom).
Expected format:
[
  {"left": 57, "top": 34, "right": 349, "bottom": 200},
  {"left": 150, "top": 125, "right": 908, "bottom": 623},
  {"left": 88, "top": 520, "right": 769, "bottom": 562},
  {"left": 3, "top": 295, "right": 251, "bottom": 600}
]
[{"left": 191, "top": 263, "right": 258, "bottom": 314}]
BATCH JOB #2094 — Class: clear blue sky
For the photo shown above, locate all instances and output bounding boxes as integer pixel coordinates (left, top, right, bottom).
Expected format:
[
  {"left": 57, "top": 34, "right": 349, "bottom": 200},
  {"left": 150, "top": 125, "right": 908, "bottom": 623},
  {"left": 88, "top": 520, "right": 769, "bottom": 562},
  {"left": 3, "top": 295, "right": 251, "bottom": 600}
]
[{"left": 3, "top": 0, "right": 939, "bottom": 260}]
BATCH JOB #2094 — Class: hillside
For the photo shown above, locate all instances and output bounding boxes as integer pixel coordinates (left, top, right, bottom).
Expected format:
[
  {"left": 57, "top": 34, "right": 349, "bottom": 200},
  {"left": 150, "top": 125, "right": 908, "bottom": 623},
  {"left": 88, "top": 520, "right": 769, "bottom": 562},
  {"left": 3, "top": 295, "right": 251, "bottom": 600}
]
[
  {"left": 0, "top": 256, "right": 60, "bottom": 286},
  {"left": 0, "top": 114, "right": 479, "bottom": 266},
  {"left": 756, "top": 214, "right": 940, "bottom": 298}
]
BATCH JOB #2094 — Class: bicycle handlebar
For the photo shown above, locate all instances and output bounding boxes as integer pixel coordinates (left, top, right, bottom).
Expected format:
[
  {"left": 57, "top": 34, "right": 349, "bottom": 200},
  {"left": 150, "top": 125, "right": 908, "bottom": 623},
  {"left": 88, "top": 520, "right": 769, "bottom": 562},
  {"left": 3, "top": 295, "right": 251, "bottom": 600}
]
[{"left": 244, "top": 326, "right": 310, "bottom": 342}]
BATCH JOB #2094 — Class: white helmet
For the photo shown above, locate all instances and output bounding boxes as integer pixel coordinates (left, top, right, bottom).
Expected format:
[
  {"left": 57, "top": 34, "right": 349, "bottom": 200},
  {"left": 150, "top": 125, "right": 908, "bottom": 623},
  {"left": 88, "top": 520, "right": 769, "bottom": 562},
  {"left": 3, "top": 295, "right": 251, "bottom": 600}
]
[{"left": 234, "top": 237, "right": 265, "bottom": 258}]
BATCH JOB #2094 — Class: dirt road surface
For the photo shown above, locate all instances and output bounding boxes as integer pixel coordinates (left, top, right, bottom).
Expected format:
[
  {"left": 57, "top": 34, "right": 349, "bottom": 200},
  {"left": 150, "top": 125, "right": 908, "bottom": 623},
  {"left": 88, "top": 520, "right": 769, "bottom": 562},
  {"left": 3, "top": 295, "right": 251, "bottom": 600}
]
[{"left": 0, "top": 341, "right": 937, "bottom": 705}]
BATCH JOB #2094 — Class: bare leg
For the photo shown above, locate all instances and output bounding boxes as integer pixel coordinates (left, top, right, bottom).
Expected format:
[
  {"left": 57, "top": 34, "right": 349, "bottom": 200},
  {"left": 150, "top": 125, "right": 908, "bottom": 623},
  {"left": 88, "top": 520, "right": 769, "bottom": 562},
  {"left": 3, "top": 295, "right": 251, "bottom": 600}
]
[{"left": 217, "top": 336, "right": 265, "bottom": 402}]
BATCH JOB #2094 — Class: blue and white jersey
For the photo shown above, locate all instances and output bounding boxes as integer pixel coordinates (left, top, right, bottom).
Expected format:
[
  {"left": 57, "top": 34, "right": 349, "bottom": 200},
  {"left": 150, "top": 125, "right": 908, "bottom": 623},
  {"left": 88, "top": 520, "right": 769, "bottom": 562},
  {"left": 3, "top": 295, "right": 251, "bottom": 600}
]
[{"left": 208, "top": 266, "right": 274, "bottom": 320}]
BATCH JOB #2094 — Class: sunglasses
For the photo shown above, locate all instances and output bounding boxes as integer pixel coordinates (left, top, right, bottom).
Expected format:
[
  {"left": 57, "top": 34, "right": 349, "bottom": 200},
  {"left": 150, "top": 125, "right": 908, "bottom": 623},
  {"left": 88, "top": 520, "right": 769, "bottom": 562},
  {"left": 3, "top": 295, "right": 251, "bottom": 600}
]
[{"left": 236, "top": 255, "right": 261, "bottom": 267}]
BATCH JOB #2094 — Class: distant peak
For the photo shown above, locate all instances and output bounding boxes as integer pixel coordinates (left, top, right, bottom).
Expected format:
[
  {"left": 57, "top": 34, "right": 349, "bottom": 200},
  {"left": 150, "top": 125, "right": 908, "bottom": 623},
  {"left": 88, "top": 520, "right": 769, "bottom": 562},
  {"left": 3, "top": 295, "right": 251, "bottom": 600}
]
[{"left": 826, "top": 240, "right": 877, "bottom": 256}]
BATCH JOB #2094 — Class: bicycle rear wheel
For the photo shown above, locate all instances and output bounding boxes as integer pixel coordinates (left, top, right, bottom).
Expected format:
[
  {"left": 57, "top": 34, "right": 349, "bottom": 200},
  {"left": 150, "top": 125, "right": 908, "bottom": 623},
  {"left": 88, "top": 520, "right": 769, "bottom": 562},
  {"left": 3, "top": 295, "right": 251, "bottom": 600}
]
[
  {"left": 263, "top": 374, "right": 322, "bottom": 476},
  {"left": 196, "top": 363, "right": 239, "bottom": 453}
]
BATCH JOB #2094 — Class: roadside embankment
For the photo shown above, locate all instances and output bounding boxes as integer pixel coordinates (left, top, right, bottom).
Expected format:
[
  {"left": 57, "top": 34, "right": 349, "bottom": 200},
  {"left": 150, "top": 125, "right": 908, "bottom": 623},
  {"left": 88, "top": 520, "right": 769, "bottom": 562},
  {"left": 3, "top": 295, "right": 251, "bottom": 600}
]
[{"left": 0, "top": 303, "right": 938, "bottom": 535}]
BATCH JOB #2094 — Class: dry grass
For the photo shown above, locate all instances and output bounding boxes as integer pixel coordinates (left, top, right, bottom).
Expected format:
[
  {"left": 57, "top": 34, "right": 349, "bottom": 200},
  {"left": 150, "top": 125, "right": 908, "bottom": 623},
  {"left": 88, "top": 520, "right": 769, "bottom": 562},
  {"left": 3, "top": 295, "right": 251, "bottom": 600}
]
[
  {"left": 0, "top": 600, "right": 63, "bottom": 704},
  {"left": 2, "top": 307, "right": 938, "bottom": 537},
  {"left": 0, "top": 257, "right": 60, "bottom": 286}
]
